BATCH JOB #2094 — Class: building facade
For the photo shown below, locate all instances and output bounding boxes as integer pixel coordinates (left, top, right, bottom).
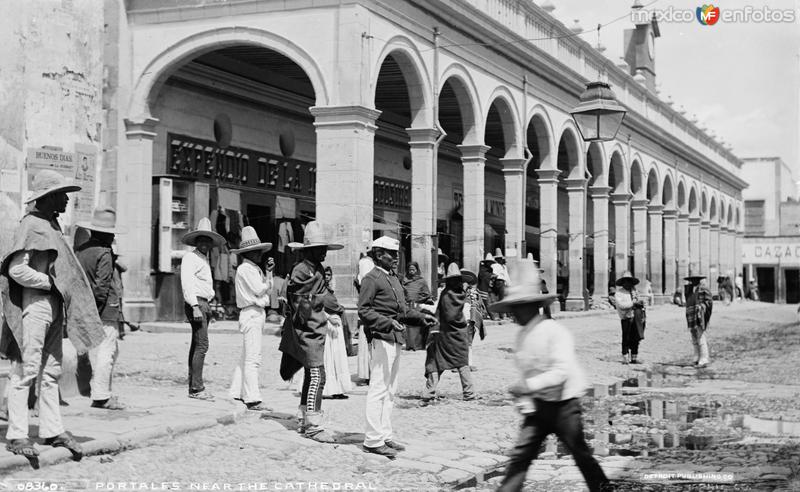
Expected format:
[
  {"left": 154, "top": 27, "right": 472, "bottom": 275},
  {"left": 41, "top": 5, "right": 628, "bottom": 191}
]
[
  {"left": 88, "top": 0, "right": 748, "bottom": 320},
  {"left": 742, "top": 157, "right": 800, "bottom": 303}
]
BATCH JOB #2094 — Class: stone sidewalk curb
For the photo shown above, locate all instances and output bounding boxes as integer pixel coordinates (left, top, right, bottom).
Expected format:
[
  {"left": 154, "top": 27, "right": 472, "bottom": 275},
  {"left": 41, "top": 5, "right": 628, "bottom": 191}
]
[
  {"left": 139, "top": 321, "right": 282, "bottom": 336},
  {"left": 0, "top": 406, "right": 250, "bottom": 474}
]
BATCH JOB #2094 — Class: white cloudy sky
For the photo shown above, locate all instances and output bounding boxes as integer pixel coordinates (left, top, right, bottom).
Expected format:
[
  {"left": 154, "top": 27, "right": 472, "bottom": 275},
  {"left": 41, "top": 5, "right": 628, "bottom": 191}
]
[{"left": 547, "top": 0, "right": 799, "bottom": 177}]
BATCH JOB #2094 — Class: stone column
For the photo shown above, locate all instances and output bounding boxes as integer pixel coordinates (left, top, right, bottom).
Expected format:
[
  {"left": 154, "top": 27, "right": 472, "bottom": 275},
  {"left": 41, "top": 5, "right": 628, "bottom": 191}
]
[
  {"left": 710, "top": 223, "right": 720, "bottom": 292},
  {"left": 311, "top": 105, "right": 381, "bottom": 306},
  {"left": 611, "top": 193, "right": 631, "bottom": 276},
  {"left": 407, "top": 127, "right": 441, "bottom": 287},
  {"left": 631, "top": 199, "right": 648, "bottom": 281},
  {"left": 648, "top": 204, "right": 664, "bottom": 297},
  {"left": 500, "top": 157, "right": 526, "bottom": 258},
  {"left": 700, "top": 220, "right": 710, "bottom": 278},
  {"left": 689, "top": 217, "right": 701, "bottom": 275},
  {"left": 719, "top": 226, "right": 729, "bottom": 275},
  {"left": 536, "top": 169, "right": 561, "bottom": 291},
  {"left": 564, "top": 178, "right": 587, "bottom": 310},
  {"left": 589, "top": 186, "right": 611, "bottom": 301},
  {"left": 662, "top": 209, "right": 678, "bottom": 296},
  {"left": 734, "top": 229, "right": 742, "bottom": 277},
  {"left": 459, "top": 144, "right": 490, "bottom": 272},
  {"left": 677, "top": 213, "right": 690, "bottom": 282},
  {"left": 121, "top": 117, "right": 159, "bottom": 322}
]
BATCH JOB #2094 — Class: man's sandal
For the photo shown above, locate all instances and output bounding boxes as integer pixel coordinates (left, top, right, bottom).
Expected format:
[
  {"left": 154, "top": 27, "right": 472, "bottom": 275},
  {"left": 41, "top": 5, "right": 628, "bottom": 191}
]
[
  {"left": 44, "top": 432, "right": 83, "bottom": 460},
  {"left": 6, "top": 438, "right": 40, "bottom": 469}
]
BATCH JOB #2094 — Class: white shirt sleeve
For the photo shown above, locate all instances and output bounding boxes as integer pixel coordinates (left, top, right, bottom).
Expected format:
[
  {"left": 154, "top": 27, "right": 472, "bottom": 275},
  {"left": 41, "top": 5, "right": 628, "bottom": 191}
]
[
  {"left": 181, "top": 252, "right": 199, "bottom": 307},
  {"left": 525, "top": 324, "right": 572, "bottom": 393},
  {"left": 8, "top": 250, "right": 52, "bottom": 290}
]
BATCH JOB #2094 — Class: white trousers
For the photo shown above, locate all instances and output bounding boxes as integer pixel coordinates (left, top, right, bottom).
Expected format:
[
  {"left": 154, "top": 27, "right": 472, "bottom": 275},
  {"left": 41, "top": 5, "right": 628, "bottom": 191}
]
[
  {"left": 89, "top": 325, "right": 119, "bottom": 401},
  {"left": 6, "top": 295, "right": 64, "bottom": 440},
  {"left": 363, "top": 338, "right": 400, "bottom": 448},
  {"left": 229, "top": 307, "right": 264, "bottom": 404}
]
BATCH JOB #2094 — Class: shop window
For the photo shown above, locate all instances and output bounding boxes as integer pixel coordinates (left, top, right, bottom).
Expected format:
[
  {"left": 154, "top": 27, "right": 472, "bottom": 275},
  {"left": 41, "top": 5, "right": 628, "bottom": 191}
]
[
  {"left": 213, "top": 114, "right": 232, "bottom": 149},
  {"left": 279, "top": 130, "right": 295, "bottom": 157}
]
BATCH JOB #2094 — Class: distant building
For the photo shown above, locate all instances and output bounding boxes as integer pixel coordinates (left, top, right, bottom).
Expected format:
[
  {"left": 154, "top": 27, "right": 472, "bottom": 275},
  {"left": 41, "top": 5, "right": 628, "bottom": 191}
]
[{"left": 742, "top": 157, "right": 800, "bottom": 303}]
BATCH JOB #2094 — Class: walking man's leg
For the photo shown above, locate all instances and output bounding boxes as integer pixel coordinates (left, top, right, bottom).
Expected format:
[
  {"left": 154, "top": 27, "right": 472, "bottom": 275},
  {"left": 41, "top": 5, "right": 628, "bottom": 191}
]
[
  {"left": 497, "top": 411, "right": 551, "bottom": 492},
  {"left": 554, "top": 399, "right": 609, "bottom": 492}
]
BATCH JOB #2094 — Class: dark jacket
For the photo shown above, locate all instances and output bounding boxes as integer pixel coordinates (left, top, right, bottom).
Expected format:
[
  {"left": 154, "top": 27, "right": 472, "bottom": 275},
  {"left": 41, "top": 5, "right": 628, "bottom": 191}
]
[
  {"left": 75, "top": 238, "right": 119, "bottom": 324},
  {"left": 358, "top": 267, "right": 426, "bottom": 345},
  {"left": 425, "top": 284, "right": 470, "bottom": 374},
  {"left": 279, "top": 259, "right": 330, "bottom": 369}
]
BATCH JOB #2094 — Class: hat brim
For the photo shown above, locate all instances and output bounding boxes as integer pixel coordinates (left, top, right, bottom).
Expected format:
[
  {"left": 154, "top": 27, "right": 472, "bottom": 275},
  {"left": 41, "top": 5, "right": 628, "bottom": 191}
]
[
  {"left": 615, "top": 277, "right": 640, "bottom": 286},
  {"left": 287, "top": 242, "right": 344, "bottom": 251},
  {"left": 684, "top": 275, "right": 706, "bottom": 282},
  {"left": 76, "top": 222, "right": 127, "bottom": 235},
  {"left": 460, "top": 269, "right": 478, "bottom": 284},
  {"left": 231, "top": 243, "right": 273, "bottom": 254},
  {"left": 489, "top": 293, "right": 558, "bottom": 313},
  {"left": 438, "top": 254, "right": 450, "bottom": 264},
  {"left": 182, "top": 230, "right": 225, "bottom": 247},
  {"left": 25, "top": 184, "right": 82, "bottom": 204}
]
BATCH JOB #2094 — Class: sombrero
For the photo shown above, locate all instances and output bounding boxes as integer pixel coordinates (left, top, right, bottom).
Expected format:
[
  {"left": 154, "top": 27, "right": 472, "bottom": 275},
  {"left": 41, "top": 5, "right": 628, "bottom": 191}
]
[
  {"left": 77, "top": 207, "right": 127, "bottom": 234},
  {"left": 288, "top": 221, "right": 343, "bottom": 250},
  {"left": 182, "top": 217, "right": 225, "bottom": 247},
  {"left": 460, "top": 268, "right": 478, "bottom": 285},
  {"left": 615, "top": 271, "right": 640, "bottom": 286},
  {"left": 493, "top": 248, "right": 505, "bottom": 260},
  {"left": 490, "top": 259, "right": 557, "bottom": 312},
  {"left": 527, "top": 253, "right": 545, "bottom": 273},
  {"left": 25, "top": 169, "right": 81, "bottom": 204},
  {"left": 437, "top": 248, "right": 449, "bottom": 264},
  {"left": 481, "top": 253, "right": 496, "bottom": 264},
  {"left": 684, "top": 275, "right": 706, "bottom": 283},
  {"left": 231, "top": 226, "right": 272, "bottom": 254}
]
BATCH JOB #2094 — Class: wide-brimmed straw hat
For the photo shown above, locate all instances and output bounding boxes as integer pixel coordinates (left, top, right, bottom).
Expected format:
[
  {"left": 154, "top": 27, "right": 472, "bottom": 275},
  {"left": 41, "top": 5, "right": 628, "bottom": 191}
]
[
  {"left": 77, "top": 207, "right": 127, "bottom": 234},
  {"left": 527, "top": 253, "right": 545, "bottom": 273},
  {"left": 231, "top": 226, "right": 272, "bottom": 254},
  {"left": 441, "top": 262, "right": 464, "bottom": 281},
  {"left": 437, "top": 248, "right": 449, "bottom": 264},
  {"left": 288, "top": 221, "right": 343, "bottom": 250},
  {"left": 490, "top": 259, "right": 557, "bottom": 312},
  {"left": 481, "top": 253, "right": 496, "bottom": 264},
  {"left": 684, "top": 275, "right": 706, "bottom": 284},
  {"left": 493, "top": 248, "right": 505, "bottom": 260},
  {"left": 182, "top": 217, "right": 225, "bottom": 247},
  {"left": 460, "top": 268, "right": 478, "bottom": 285},
  {"left": 615, "top": 271, "right": 640, "bottom": 286},
  {"left": 25, "top": 169, "right": 81, "bottom": 204}
]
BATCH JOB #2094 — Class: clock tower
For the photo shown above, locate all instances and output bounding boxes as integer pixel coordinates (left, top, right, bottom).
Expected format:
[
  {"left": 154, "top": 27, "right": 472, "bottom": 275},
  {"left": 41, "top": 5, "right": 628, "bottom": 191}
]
[{"left": 624, "top": 2, "right": 660, "bottom": 92}]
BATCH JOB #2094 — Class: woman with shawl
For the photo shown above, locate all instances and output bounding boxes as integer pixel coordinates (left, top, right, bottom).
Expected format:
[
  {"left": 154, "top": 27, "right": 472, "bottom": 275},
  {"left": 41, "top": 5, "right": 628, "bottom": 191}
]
[{"left": 401, "top": 261, "right": 433, "bottom": 351}]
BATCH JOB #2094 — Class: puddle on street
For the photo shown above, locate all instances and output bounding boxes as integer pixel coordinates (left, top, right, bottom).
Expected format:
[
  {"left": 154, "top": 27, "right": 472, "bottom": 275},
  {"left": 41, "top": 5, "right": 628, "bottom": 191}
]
[{"left": 577, "top": 366, "right": 800, "bottom": 457}]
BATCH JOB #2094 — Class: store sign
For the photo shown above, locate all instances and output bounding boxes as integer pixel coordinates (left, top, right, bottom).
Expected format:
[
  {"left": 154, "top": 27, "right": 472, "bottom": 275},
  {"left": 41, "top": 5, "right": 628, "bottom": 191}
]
[
  {"left": 742, "top": 241, "right": 800, "bottom": 267},
  {"left": 453, "top": 191, "right": 506, "bottom": 218},
  {"left": 168, "top": 134, "right": 316, "bottom": 198},
  {"left": 374, "top": 177, "right": 411, "bottom": 210}
]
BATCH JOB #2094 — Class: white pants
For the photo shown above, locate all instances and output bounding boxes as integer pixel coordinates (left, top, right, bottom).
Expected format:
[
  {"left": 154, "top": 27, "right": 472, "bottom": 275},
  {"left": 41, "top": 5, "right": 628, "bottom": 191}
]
[
  {"left": 6, "top": 295, "right": 64, "bottom": 440},
  {"left": 89, "top": 325, "right": 119, "bottom": 401},
  {"left": 363, "top": 338, "right": 400, "bottom": 448},
  {"left": 229, "top": 307, "right": 264, "bottom": 404}
]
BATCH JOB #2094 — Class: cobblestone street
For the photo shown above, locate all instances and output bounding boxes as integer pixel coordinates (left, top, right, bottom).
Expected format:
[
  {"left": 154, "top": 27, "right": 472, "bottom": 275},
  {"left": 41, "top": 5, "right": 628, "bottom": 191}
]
[{"left": 1, "top": 301, "right": 798, "bottom": 491}]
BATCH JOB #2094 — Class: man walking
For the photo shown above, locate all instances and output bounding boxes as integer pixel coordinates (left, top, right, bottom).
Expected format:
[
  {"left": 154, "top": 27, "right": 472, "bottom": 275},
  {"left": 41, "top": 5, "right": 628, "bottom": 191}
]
[
  {"left": 75, "top": 207, "right": 127, "bottom": 410},
  {"left": 278, "top": 221, "right": 342, "bottom": 443},
  {"left": 358, "top": 236, "right": 437, "bottom": 458},
  {"left": 0, "top": 170, "right": 105, "bottom": 464},
  {"left": 180, "top": 217, "right": 225, "bottom": 401},
  {"left": 229, "top": 226, "right": 273, "bottom": 411},
  {"left": 491, "top": 259, "right": 610, "bottom": 492}
]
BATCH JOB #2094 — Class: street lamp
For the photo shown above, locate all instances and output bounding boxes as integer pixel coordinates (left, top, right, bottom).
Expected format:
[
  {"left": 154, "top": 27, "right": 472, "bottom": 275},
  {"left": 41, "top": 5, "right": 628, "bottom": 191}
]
[{"left": 570, "top": 81, "right": 627, "bottom": 142}]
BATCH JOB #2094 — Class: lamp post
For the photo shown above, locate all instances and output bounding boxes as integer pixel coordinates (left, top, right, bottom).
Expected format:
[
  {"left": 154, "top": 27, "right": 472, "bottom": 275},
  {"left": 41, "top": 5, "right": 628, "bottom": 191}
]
[{"left": 570, "top": 81, "right": 627, "bottom": 142}]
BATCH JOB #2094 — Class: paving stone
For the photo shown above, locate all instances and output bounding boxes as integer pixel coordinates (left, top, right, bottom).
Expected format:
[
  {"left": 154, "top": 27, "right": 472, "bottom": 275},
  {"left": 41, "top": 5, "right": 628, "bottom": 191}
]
[
  {"left": 438, "top": 467, "right": 473, "bottom": 484},
  {"left": 391, "top": 458, "right": 443, "bottom": 473},
  {"left": 418, "top": 455, "right": 485, "bottom": 474},
  {"left": 461, "top": 450, "right": 506, "bottom": 463},
  {"left": 463, "top": 455, "right": 502, "bottom": 468}
]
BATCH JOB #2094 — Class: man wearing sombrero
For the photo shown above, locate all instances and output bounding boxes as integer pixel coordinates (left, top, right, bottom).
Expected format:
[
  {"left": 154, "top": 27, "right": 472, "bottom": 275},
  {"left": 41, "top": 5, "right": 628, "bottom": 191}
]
[
  {"left": 75, "top": 207, "right": 128, "bottom": 410},
  {"left": 422, "top": 263, "right": 476, "bottom": 403},
  {"left": 180, "top": 217, "right": 225, "bottom": 401},
  {"left": 685, "top": 275, "right": 713, "bottom": 367},
  {"left": 613, "top": 271, "right": 646, "bottom": 364},
  {"left": 491, "top": 260, "right": 609, "bottom": 492},
  {"left": 229, "top": 226, "right": 274, "bottom": 411},
  {"left": 1, "top": 169, "right": 105, "bottom": 463},
  {"left": 278, "top": 221, "right": 342, "bottom": 442}
]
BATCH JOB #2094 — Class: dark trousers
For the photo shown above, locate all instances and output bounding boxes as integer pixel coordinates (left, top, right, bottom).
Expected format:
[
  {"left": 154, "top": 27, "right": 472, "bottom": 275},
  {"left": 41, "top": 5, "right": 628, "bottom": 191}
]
[
  {"left": 498, "top": 398, "right": 609, "bottom": 492},
  {"left": 620, "top": 318, "right": 639, "bottom": 356},
  {"left": 300, "top": 366, "right": 326, "bottom": 412},
  {"left": 185, "top": 299, "right": 211, "bottom": 393}
]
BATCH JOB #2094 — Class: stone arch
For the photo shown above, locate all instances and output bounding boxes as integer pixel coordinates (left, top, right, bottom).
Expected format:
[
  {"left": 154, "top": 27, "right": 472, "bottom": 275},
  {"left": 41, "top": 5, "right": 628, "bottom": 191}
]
[
  {"left": 662, "top": 173, "right": 675, "bottom": 209},
  {"left": 556, "top": 122, "right": 585, "bottom": 178},
  {"left": 646, "top": 164, "right": 661, "bottom": 203},
  {"left": 372, "top": 36, "right": 434, "bottom": 128},
  {"left": 609, "top": 148, "right": 627, "bottom": 193},
  {"left": 439, "top": 63, "right": 482, "bottom": 144},
  {"left": 485, "top": 86, "right": 522, "bottom": 158},
  {"left": 129, "top": 27, "right": 330, "bottom": 120},
  {"left": 630, "top": 157, "right": 645, "bottom": 199},
  {"left": 701, "top": 188, "right": 709, "bottom": 219},
  {"left": 688, "top": 183, "right": 699, "bottom": 217},
  {"left": 677, "top": 179, "right": 688, "bottom": 213},
  {"left": 526, "top": 105, "right": 556, "bottom": 171},
  {"left": 720, "top": 197, "right": 728, "bottom": 225},
  {"left": 710, "top": 194, "right": 718, "bottom": 224}
]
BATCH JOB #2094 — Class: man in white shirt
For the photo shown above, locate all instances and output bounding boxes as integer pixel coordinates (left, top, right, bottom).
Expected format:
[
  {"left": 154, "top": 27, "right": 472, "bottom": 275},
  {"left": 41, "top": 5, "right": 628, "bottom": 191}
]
[
  {"left": 180, "top": 218, "right": 224, "bottom": 401},
  {"left": 229, "top": 226, "right": 273, "bottom": 411},
  {"left": 491, "top": 259, "right": 609, "bottom": 492}
]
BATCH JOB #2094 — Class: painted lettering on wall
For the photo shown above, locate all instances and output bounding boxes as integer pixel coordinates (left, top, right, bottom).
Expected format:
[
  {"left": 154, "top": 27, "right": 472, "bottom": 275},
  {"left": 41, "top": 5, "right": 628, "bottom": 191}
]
[
  {"left": 374, "top": 178, "right": 411, "bottom": 210},
  {"left": 742, "top": 242, "right": 800, "bottom": 267},
  {"left": 453, "top": 191, "right": 506, "bottom": 218}
]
